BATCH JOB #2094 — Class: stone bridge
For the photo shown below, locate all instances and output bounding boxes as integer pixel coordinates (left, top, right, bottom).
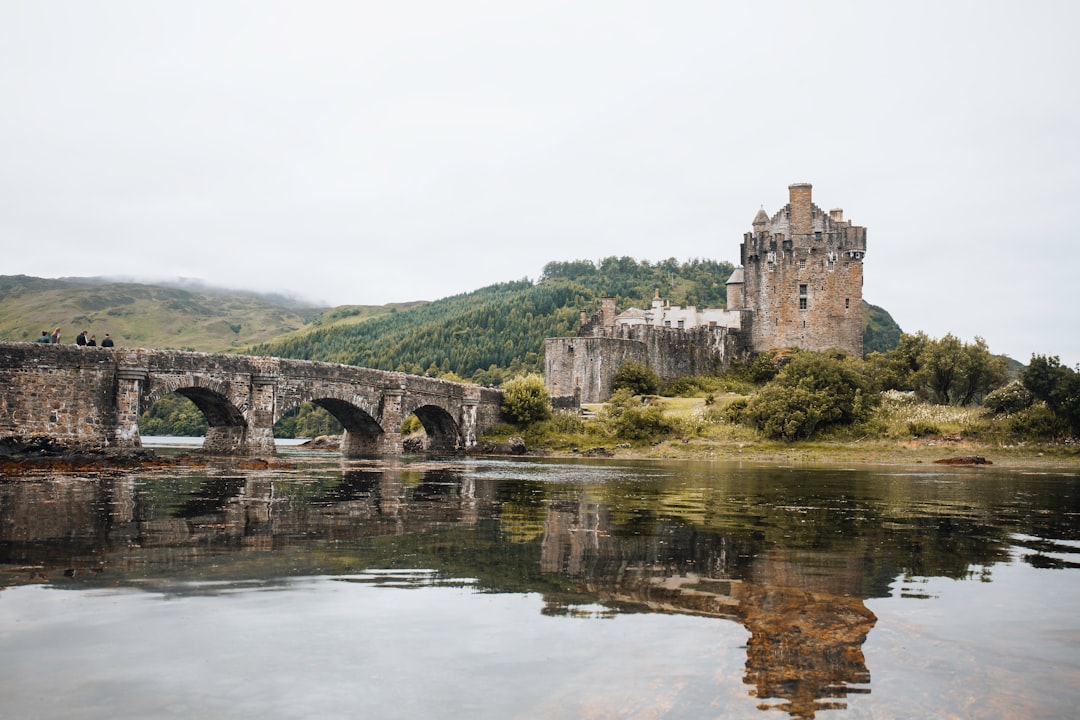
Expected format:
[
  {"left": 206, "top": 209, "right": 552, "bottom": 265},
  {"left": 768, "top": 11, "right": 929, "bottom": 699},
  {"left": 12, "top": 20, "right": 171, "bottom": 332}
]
[{"left": 0, "top": 342, "right": 504, "bottom": 456}]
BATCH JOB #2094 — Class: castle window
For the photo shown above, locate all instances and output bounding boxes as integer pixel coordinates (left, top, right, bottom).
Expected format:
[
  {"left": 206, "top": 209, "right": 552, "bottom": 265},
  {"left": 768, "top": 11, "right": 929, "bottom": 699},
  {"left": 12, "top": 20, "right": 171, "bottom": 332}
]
[
  {"left": 678, "top": 320, "right": 685, "bottom": 329},
  {"left": 815, "top": 231, "right": 822, "bottom": 240},
  {"left": 799, "top": 258, "right": 806, "bottom": 270},
  {"left": 798, "top": 284, "right": 808, "bottom": 310},
  {"left": 845, "top": 298, "right": 850, "bottom": 309},
  {"left": 664, "top": 321, "right": 671, "bottom": 328}
]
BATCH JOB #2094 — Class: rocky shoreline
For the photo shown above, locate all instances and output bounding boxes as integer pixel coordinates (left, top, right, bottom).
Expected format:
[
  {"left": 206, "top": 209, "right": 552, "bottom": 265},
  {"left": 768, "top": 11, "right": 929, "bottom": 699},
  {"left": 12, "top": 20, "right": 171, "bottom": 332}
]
[{"left": 3, "top": 435, "right": 1075, "bottom": 473}]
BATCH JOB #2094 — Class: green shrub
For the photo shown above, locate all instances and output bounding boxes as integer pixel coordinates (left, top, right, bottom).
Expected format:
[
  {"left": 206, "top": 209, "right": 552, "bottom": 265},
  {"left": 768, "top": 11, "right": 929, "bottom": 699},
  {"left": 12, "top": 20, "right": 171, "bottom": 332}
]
[
  {"left": 597, "top": 389, "right": 673, "bottom": 441},
  {"left": 662, "top": 374, "right": 755, "bottom": 397},
  {"left": 663, "top": 376, "right": 703, "bottom": 397},
  {"left": 400, "top": 414, "right": 423, "bottom": 435},
  {"left": 501, "top": 374, "right": 552, "bottom": 425},
  {"left": 729, "top": 352, "right": 779, "bottom": 385},
  {"left": 611, "top": 361, "right": 661, "bottom": 396},
  {"left": 721, "top": 397, "right": 749, "bottom": 423},
  {"left": 907, "top": 420, "right": 941, "bottom": 437},
  {"left": 1007, "top": 402, "right": 1066, "bottom": 440},
  {"left": 738, "top": 351, "right": 879, "bottom": 440},
  {"left": 983, "top": 381, "right": 1034, "bottom": 415}
]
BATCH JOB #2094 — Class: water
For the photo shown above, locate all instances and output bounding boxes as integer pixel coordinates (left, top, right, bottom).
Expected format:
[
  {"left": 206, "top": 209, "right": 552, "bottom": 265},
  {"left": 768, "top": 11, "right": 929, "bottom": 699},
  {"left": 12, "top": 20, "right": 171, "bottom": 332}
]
[{"left": 1, "top": 451, "right": 1078, "bottom": 719}]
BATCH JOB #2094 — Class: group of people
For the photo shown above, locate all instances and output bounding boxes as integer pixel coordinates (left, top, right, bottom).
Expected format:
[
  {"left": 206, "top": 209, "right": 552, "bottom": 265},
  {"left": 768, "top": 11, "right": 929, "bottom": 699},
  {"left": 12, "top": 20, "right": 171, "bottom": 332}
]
[{"left": 35, "top": 327, "right": 114, "bottom": 347}]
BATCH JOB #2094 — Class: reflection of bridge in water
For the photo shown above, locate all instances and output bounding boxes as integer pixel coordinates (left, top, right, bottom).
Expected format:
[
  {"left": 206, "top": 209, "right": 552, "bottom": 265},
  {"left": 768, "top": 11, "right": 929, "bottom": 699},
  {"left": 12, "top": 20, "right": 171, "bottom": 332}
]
[{"left": 2, "top": 467, "right": 876, "bottom": 718}]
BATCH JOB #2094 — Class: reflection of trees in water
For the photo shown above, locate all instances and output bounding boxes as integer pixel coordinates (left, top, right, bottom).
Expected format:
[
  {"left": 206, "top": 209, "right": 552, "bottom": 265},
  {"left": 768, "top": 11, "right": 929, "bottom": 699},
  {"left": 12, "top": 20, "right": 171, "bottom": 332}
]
[{"left": 2, "top": 465, "right": 1078, "bottom": 718}]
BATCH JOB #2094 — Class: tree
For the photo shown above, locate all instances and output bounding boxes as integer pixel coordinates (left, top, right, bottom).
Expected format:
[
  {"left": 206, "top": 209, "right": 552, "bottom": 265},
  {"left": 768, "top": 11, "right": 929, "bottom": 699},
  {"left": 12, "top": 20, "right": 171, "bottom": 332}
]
[
  {"left": 139, "top": 393, "right": 209, "bottom": 436},
  {"left": 954, "top": 337, "right": 1008, "bottom": 405},
  {"left": 611, "top": 360, "right": 661, "bottom": 396},
  {"left": 1022, "top": 355, "right": 1080, "bottom": 435},
  {"left": 875, "top": 332, "right": 1008, "bottom": 404},
  {"left": 501, "top": 374, "right": 552, "bottom": 425}
]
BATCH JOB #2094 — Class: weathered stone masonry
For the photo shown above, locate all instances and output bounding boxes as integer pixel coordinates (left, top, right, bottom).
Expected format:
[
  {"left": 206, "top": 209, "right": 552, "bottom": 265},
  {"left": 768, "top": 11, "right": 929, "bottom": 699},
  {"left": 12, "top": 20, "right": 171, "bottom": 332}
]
[
  {"left": 545, "top": 183, "right": 866, "bottom": 402},
  {"left": 0, "top": 343, "right": 504, "bottom": 456}
]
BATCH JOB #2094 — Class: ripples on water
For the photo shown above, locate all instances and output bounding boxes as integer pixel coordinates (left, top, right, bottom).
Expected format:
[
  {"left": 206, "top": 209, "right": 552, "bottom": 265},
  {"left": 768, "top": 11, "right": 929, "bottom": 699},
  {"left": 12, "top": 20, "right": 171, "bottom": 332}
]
[{"left": 1, "top": 451, "right": 1078, "bottom": 719}]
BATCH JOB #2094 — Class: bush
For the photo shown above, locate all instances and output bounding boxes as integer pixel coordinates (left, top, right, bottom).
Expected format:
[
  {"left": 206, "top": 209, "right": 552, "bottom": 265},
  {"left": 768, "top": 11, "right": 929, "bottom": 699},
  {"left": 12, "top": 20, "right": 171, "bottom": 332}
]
[
  {"left": 1006, "top": 403, "right": 1065, "bottom": 440},
  {"left": 983, "top": 381, "right": 1034, "bottom": 415},
  {"left": 662, "top": 374, "right": 755, "bottom": 397},
  {"left": 597, "top": 389, "right": 673, "bottom": 441},
  {"left": 907, "top": 420, "right": 941, "bottom": 437},
  {"left": 611, "top": 361, "right": 661, "bottom": 396},
  {"left": 729, "top": 352, "right": 779, "bottom": 385},
  {"left": 738, "top": 351, "right": 879, "bottom": 440},
  {"left": 501, "top": 374, "right": 552, "bottom": 425}
]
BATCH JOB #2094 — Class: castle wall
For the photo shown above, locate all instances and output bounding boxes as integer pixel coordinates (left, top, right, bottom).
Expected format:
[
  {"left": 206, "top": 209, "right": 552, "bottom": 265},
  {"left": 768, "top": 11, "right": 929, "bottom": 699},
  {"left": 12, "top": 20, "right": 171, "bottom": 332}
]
[
  {"left": 545, "top": 325, "right": 739, "bottom": 403},
  {"left": 544, "top": 336, "right": 649, "bottom": 404}
]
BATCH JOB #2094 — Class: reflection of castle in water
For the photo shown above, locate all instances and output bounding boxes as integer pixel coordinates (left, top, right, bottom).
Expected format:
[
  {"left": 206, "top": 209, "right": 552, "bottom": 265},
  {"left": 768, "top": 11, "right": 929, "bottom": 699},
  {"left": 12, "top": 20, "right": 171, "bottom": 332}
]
[
  {"left": 6, "top": 466, "right": 1034, "bottom": 719},
  {"left": 541, "top": 496, "right": 875, "bottom": 718}
]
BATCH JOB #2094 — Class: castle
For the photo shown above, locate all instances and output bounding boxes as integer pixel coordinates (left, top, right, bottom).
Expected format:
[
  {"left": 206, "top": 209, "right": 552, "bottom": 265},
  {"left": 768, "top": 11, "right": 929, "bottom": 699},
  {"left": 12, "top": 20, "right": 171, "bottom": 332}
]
[{"left": 544, "top": 182, "right": 867, "bottom": 402}]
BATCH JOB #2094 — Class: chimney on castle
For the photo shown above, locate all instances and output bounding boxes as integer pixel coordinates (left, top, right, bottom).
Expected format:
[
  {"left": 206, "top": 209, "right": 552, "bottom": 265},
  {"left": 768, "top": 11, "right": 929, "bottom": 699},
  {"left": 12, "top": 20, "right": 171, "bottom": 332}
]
[
  {"left": 599, "top": 297, "right": 617, "bottom": 328},
  {"left": 789, "top": 182, "right": 813, "bottom": 236}
]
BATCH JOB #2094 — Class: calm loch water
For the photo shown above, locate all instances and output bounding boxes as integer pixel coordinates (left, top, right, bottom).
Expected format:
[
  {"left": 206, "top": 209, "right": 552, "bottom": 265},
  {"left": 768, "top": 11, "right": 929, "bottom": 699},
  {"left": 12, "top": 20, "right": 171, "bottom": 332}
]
[{"left": 1, "top": 450, "right": 1078, "bottom": 719}]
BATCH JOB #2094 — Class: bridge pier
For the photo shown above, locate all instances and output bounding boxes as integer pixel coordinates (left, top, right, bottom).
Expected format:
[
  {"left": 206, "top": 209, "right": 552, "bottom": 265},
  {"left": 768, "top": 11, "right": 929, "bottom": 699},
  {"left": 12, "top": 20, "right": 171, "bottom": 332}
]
[
  {"left": 461, "top": 395, "right": 480, "bottom": 448},
  {"left": 115, "top": 367, "right": 149, "bottom": 450},
  {"left": 376, "top": 387, "right": 404, "bottom": 456},
  {"left": 244, "top": 374, "right": 278, "bottom": 456}
]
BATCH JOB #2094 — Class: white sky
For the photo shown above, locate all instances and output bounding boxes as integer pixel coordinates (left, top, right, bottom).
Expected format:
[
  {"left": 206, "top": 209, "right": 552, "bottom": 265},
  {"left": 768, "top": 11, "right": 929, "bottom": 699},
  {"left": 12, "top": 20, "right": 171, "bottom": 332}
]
[{"left": 2, "top": 1, "right": 1078, "bottom": 366}]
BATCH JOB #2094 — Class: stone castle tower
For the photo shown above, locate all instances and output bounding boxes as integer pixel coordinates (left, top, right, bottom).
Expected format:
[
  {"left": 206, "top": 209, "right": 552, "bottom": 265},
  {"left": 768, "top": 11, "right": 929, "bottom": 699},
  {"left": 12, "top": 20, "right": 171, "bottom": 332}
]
[{"left": 733, "top": 182, "right": 866, "bottom": 357}]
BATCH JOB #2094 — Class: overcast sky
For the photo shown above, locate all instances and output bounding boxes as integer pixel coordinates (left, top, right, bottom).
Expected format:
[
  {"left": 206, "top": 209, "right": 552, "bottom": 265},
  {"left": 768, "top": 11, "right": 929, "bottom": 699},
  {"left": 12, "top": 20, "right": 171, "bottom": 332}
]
[{"left": 2, "top": 1, "right": 1078, "bottom": 366}]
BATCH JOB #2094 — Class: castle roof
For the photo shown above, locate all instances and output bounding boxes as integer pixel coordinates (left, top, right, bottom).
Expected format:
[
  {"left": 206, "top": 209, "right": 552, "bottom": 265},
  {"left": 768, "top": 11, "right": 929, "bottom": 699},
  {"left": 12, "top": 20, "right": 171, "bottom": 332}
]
[
  {"left": 726, "top": 267, "right": 744, "bottom": 284},
  {"left": 753, "top": 207, "right": 769, "bottom": 226},
  {"left": 616, "top": 307, "right": 648, "bottom": 320}
]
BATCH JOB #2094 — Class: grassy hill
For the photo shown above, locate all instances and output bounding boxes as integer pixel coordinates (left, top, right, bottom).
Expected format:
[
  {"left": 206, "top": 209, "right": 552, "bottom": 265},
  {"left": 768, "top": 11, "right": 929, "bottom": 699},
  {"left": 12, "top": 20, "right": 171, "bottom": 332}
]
[{"left": 0, "top": 275, "right": 339, "bottom": 352}]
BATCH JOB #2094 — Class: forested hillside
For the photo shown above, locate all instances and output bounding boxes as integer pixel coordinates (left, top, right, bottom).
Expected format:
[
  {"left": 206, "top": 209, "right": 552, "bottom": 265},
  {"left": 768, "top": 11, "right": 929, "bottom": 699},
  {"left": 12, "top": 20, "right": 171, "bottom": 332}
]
[{"left": 246, "top": 257, "right": 903, "bottom": 383}]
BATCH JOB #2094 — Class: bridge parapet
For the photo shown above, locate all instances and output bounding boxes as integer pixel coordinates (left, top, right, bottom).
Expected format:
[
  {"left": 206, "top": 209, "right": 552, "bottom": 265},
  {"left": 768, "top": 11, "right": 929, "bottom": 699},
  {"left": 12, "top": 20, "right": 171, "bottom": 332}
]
[{"left": 0, "top": 342, "right": 504, "bottom": 457}]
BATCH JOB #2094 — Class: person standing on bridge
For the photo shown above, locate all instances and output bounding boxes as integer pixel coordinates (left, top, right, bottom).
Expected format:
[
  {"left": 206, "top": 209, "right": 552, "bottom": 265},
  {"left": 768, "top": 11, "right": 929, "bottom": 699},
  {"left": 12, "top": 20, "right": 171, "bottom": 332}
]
[
  {"left": 87, "top": 335, "right": 97, "bottom": 347},
  {"left": 100, "top": 333, "right": 114, "bottom": 347},
  {"left": 76, "top": 330, "right": 87, "bottom": 346},
  {"left": 50, "top": 327, "right": 61, "bottom": 344},
  {"left": 36, "top": 331, "right": 51, "bottom": 343}
]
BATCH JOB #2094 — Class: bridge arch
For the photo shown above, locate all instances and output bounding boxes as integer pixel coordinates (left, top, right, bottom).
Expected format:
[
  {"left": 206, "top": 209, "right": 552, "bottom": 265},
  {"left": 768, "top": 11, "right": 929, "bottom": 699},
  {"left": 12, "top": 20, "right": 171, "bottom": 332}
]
[
  {"left": 276, "top": 384, "right": 389, "bottom": 457},
  {"left": 144, "top": 379, "right": 250, "bottom": 454},
  {"left": 407, "top": 404, "right": 463, "bottom": 454}
]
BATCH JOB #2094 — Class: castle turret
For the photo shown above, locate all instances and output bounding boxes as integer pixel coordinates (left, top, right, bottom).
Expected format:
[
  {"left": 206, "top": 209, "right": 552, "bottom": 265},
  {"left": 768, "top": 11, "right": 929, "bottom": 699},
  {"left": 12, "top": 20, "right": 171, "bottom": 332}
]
[
  {"left": 753, "top": 207, "right": 769, "bottom": 230},
  {"left": 726, "top": 268, "right": 745, "bottom": 310}
]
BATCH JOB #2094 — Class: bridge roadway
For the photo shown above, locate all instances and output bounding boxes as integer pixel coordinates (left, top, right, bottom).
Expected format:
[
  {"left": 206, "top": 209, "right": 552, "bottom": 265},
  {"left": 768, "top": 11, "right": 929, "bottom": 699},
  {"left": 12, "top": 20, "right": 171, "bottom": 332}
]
[{"left": 0, "top": 342, "right": 504, "bottom": 456}]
